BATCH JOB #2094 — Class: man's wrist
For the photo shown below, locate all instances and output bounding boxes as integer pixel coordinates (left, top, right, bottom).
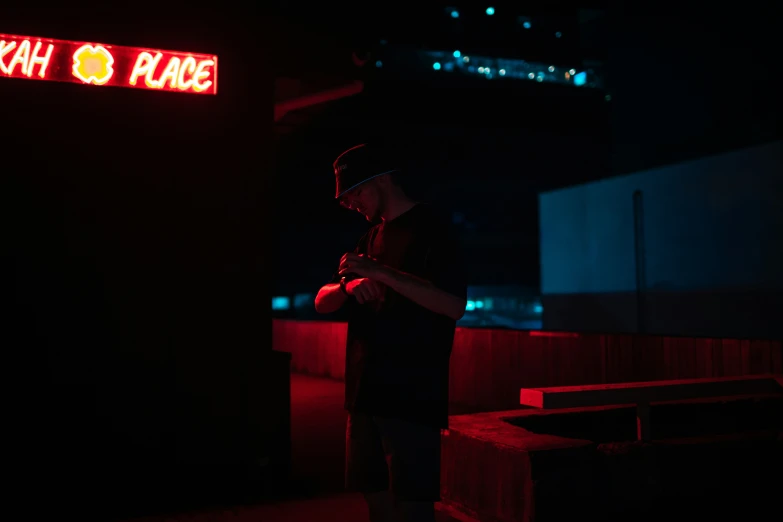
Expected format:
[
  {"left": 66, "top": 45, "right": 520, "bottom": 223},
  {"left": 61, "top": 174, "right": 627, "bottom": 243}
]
[{"left": 339, "top": 277, "right": 350, "bottom": 296}]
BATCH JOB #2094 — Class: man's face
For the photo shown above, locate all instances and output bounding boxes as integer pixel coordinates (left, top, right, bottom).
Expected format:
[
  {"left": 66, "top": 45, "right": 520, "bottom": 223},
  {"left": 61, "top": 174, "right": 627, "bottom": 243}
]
[{"left": 339, "top": 180, "right": 384, "bottom": 222}]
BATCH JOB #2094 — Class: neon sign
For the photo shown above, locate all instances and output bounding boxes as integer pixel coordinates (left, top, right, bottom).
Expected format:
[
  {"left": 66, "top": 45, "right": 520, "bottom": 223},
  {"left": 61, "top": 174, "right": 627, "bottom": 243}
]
[{"left": 0, "top": 33, "right": 217, "bottom": 95}]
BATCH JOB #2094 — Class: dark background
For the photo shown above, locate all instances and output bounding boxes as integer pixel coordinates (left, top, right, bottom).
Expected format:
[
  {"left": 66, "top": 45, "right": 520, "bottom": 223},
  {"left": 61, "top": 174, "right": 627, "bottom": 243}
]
[
  {"left": 271, "top": 5, "right": 781, "bottom": 298},
  {"left": 2, "top": 3, "right": 781, "bottom": 520},
  {"left": 3, "top": 5, "right": 281, "bottom": 519}
]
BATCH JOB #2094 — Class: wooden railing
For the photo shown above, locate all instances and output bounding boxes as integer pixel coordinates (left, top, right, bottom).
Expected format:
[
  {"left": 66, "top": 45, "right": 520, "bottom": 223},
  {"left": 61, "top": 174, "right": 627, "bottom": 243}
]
[
  {"left": 519, "top": 375, "right": 783, "bottom": 440},
  {"left": 272, "top": 319, "right": 783, "bottom": 412}
]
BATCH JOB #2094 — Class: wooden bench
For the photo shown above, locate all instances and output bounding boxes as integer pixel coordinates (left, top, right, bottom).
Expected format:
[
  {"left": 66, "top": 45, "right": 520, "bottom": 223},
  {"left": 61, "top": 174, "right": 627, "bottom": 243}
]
[{"left": 520, "top": 374, "right": 783, "bottom": 441}]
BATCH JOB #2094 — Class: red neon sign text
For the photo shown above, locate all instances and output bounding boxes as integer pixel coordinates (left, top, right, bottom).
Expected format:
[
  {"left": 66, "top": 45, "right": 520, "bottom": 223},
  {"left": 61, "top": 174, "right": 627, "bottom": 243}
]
[
  {"left": 0, "top": 33, "right": 217, "bottom": 95},
  {"left": 129, "top": 53, "right": 215, "bottom": 92},
  {"left": 0, "top": 39, "right": 54, "bottom": 78}
]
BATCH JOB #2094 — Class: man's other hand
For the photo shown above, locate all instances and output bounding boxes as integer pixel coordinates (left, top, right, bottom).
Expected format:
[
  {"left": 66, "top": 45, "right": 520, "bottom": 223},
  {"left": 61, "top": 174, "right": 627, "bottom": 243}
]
[
  {"left": 339, "top": 253, "right": 384, "bottom": 279},
  {"left": 346, "top": 278, "right": 386, "bottom": 304}
]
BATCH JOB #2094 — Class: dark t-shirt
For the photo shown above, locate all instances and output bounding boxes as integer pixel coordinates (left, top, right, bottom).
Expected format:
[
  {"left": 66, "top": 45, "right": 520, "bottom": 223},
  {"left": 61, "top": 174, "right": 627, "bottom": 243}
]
[{"left": 330, "top": 203, "right": 467, "bottom": 428}]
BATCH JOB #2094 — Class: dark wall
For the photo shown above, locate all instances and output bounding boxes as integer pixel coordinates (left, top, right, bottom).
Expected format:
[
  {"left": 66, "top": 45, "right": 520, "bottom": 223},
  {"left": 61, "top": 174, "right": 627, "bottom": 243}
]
[
  {"left": 539, "top": 141, "right": 783, "bottom": 339},
  {"left": 275, "top": 319, "right": 783, "bottom": 412},
  {"left": 607, "top": 8, "right": 782, "bottom": 175},
  {"left": 3, "top": 7, "right": 284, "bottom": 519}
]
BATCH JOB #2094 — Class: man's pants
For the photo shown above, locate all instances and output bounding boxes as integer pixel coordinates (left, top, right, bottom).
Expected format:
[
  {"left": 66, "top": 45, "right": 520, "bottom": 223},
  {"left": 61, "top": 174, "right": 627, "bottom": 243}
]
[{"left": 345, "top": 412, "right": 442, "bottom": 503}]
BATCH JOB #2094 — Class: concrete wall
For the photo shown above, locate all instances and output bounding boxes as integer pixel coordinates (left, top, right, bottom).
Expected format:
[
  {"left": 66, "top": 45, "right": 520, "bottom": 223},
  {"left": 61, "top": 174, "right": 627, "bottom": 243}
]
[{"left": 539, "top": 140, "right": 783, "bottom": 338}]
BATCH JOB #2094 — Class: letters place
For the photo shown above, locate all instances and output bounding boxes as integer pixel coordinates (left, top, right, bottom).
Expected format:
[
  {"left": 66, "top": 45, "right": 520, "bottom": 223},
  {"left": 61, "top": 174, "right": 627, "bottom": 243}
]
[{"left": 129, "top": 52, "right": 216, "bottom": 93}]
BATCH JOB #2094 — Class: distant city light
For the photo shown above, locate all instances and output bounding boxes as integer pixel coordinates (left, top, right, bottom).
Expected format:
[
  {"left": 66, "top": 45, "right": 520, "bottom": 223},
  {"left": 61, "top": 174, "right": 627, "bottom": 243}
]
[
  {"left": 293, "top": 293, "right": 314, "bottom": 309},
  {"left": 414, "top": 48, "right": 604, "bottom": 88},
  {"left": 272, "top": 296, "right": 290, "bottom": 310}
]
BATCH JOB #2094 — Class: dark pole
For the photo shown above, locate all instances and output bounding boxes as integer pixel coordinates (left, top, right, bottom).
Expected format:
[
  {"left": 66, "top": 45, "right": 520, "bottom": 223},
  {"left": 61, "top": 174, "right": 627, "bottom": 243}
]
[{"left": 633, "top": 190, "right": 647, "bottom": 334}]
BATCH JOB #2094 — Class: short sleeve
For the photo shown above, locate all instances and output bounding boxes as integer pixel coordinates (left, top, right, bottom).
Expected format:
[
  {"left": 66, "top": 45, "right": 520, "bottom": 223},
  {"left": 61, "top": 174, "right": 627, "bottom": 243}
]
[{"left": 424, "top": 229, "right": 467, "bottom": 299}]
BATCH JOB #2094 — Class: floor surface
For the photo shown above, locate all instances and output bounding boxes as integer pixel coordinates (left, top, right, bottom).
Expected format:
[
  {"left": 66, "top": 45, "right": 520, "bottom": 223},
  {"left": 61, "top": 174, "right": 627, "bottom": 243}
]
[{"left": 125, "top": 373, "right": 467, "bottom": 522}]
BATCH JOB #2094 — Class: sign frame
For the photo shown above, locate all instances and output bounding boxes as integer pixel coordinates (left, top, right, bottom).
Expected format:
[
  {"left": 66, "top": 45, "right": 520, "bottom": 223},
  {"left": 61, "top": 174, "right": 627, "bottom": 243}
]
[{"left": 0, "top": 33, "right": 218, "bottom": 95}]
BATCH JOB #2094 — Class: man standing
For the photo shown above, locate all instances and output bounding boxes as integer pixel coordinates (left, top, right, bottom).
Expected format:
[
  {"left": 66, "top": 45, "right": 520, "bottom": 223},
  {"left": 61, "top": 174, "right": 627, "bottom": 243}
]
[{"left": 315, "top": 143, "right": 467, "bottom": 522}]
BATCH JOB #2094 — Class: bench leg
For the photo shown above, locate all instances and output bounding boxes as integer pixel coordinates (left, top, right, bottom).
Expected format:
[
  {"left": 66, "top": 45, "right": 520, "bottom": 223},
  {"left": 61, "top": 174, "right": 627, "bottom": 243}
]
[{"left": 636, "top": 402, "right": 651, "bottom": 441}]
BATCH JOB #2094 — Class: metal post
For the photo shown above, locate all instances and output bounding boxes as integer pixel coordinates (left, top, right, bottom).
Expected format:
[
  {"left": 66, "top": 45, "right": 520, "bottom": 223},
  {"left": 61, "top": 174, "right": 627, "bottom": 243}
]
[{"left": 632, "top": 190, "right": 647, "bottom": 334}]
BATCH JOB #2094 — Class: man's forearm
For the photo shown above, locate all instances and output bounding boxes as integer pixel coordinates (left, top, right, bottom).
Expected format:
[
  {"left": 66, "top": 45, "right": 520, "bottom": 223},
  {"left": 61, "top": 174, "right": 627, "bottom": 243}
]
[
  {"left": 314, "top": 283, "right": 349, "bottom": 314},
  {"left": 374, "top": 267, "right": 466, "bottom": 320}
]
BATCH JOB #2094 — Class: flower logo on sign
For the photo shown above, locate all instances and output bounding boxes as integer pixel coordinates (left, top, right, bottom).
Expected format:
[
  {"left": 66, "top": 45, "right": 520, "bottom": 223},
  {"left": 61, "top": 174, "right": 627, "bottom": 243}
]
[{"left": 72, "top": 44, "right": 114, "bottom": 85}]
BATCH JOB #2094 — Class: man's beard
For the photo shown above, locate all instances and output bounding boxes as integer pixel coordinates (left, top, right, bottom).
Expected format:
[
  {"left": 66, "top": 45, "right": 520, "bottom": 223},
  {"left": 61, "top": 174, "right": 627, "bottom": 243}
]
[
  {"left": 368, "top": 194, "right": 387, "bottom": 223},
  {"left": 367, "top": 209, "right": 381, "bottom": 223}
]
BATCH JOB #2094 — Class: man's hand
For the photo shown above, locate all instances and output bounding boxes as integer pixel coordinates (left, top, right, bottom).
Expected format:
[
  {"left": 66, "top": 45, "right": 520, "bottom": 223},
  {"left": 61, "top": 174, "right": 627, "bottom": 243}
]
[
  {"left": 345, "top": 278, "right": 386, "bottom": 304},
  {"left": 339, "top": 253, "right": 386, "bottom": 280},
  {"left": 341, "top": 253, "right": 467, "bottom": 320}
]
